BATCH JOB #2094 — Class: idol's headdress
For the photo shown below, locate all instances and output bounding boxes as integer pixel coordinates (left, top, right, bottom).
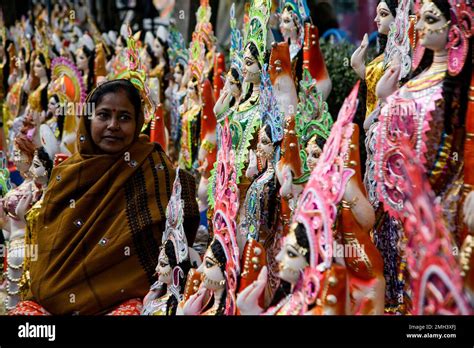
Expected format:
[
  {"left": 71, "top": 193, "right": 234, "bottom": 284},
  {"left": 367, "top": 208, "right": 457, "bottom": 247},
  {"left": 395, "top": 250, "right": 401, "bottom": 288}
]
[
  {"left": 229, "top": 3, "right": 244, "bottom": 78},
  {"left": 211, "top": 119, "right": 240, "bottom": 315},
  {"left": 115, "top": 27, "right": 155, "bottom": 126},
  {"left": 293, "top": 81, "right": 360, "bottom": 271},
  {"left": 260, "top": 64, "right": 284, "bottom": 143},
  {"left": 295, "top": 69, "right": 334, "bottom": 178},
  {"left": 383, "top": 0, "right": 411, "bottom": 79},
  {"left": 162, "top": 168, "right": 189, "bottom": 265},
  {"left": 167, "top": 23, "right": 188, "bottom": 69},
  {"left": 245, "top": 0, "right": 271, "bottom": 67}
]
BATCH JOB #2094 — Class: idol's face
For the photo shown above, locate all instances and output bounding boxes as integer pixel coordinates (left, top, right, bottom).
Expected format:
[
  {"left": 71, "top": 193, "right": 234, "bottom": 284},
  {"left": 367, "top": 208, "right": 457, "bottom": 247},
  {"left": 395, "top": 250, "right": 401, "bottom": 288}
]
[
  {"left": 76, "top": 48, "right": 88, "bottom": 71},
  {"left": 275, "top": 228, "right": 309, "bottom": 285},
  {"left": 156, "top": 248, "right": 172, "bottom": 285},
  {"left": 415, "top": 1, "right": 450, "bottom": 52},
  {"left": 29, "top": 152, "right": 48, "bottom": 186},
  {"left": 33, "top": 57, "right": 47, "bottom": 79},
  {"left": 243, "top": 44, "right": 261, "bottom": 84},
  {"left": 197, "top": 246, "right": 226, "bottom": 291},
  {"left": 374, "top": 1, "right": 395, "bottom": 36},
  {"left": 306, "top": 141, "right": 323, "bottom": 172}
]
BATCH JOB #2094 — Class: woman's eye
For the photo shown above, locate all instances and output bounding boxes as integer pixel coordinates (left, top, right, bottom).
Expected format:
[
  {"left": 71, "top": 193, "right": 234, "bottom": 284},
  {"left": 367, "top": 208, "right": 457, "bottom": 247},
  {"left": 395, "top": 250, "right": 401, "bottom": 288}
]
[
  {"left": 96, "top": 112, "right": 108, "bottom": 120},
  {"left": 120, "top": 114, "right": 131, "bottom": 121}
]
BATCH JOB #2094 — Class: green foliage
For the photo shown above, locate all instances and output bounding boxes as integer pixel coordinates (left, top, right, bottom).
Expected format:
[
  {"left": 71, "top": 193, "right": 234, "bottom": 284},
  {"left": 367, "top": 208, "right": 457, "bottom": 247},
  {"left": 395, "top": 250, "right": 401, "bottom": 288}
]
[{"left": 320, "top": 38, "right": 358, "bottom": 117}]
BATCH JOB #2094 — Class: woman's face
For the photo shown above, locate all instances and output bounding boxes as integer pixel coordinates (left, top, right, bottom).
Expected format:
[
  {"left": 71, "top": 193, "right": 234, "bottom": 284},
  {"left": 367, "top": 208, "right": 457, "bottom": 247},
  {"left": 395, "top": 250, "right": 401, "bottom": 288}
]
[
  {"left": 243, "top": 44, "right": 261, "bottom": 84},
  {"left": 33, "top": 57, "right": 46, "bottom": 79},
  {"left": 13, "top": 145, "right": 31, "bottom": 174},
  {"left": 156, "top": 248, "right": 172, "bottom": 285},
  {"left": 279, "top": 8, "right": 298, "bottom": 38},
  {"left": 374, "top": 1, "right": 395, "bottom": 36},
  {"left": 415, "top": 1, "right": 450, "bottom": 51},
  {"left": 256, "top": 127, "right": 274, "bottom": 160},
  {"left": 90, "top": 90, "right": 137, "bottom": 154},
  {"left": 29, "top": 152, "right": 48, "bottom": 186},
  {"left": 275, "top": 228, "right": 309, "bottom": 285},
  {"left": 115, "top": 38, "right": 124, "bottom": 56},
  {"left": 76, "top": 48, "right": 88, "bottom": 71},
  {"left": 198, "top": 246, "right": 225, "bottom": 291},
  {"left": 306, "top": 141, "right": 323, "bottom": 171}
]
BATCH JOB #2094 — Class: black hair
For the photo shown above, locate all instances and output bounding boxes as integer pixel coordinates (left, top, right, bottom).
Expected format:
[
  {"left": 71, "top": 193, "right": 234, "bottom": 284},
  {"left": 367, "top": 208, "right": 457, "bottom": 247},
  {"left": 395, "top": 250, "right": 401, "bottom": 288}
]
[
  {"left": 79, "top": 45, "right": 96, "bottom": 93},
  {"left": 117, "top": 35, "right": 127, "bottom": 48},
  {"left": 294, "top": 223, "right": 310, "bottom": 264},
  {"left": 210, "top": 239, "right": 227, "bottom": 315},
  {"left": 2, "top": 40, "right": 13, "bottom": 97},
  {"left": 21, "top": 47, "right": 31, "bottom": 75},
  {"left": 229, "top": 67, "right": 242, "bottom": 108},
  {"left": 146, "top": 44, "right": 158, "bottom": 69},
  {"left": 269, "top": 280, "right": 292, "bottom": 308},
  {"left": 163, "top": 239, "right": 192, "bottom": 316},
  {"left": 36, "top": 146, "right": 54, "bottom": 180},
  {"left": 36, "top": 53, "right": 52, "bottom": 112},
  {"left": 379, "top": 0, "right": 398, "bottom": 17}
]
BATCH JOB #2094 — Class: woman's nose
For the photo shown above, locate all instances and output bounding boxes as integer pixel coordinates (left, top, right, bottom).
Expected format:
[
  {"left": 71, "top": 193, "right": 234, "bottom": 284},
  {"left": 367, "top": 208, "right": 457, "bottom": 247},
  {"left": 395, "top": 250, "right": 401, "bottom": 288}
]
[{"left": 108, "top": 117, "right": 120, "bottom": 130}]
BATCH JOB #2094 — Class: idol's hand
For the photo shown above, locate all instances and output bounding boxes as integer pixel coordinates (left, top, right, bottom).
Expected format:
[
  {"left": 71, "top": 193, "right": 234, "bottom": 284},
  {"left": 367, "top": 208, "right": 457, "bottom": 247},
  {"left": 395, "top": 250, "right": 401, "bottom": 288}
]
[
  {"left": 15, "top": 186, "right": 33, "bottom": 224},
  {"left": 351, "top": 33, "right": 369, "bottom": 79},
  {"left": 246, "top": 150, "right": 258, "bottom": 179},
  {"left": 376, "top": 64, "right": 401, "bottom": 102},
  {"left": 236, "top": 266, "right": 267, "bottom": 315},
  {"left": 182, "top": 286, "right": 206, "bottom": 315}
]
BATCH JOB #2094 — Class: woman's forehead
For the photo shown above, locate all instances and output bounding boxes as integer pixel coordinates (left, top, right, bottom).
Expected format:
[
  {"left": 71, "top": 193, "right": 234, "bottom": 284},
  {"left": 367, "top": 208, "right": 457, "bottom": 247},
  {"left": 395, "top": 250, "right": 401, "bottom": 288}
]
[{"left": 95, "top": 91, "right": 135, "bottom": 110}]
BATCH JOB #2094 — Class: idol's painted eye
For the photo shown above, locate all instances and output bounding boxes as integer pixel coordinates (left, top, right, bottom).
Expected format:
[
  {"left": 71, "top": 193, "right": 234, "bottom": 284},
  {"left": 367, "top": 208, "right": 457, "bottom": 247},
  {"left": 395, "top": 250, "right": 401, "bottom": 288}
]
[
  {"left": 205, "top": 260, "right": 214, "bottom": 268},
  {"left": 424, "top": 14, "right": 439, "bottom": 25}
]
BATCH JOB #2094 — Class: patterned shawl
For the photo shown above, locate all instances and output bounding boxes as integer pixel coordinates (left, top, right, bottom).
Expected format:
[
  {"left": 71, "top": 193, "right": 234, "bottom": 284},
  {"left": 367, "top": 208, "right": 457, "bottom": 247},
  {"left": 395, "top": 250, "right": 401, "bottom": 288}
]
[{"left": 28, "top": 94, "right": 199, "bottom": 315}]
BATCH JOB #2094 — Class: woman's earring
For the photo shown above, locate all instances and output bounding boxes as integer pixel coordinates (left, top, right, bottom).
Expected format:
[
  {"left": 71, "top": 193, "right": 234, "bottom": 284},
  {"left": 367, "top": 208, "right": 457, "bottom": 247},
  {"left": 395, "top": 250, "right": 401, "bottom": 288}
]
[{"left": 446, "top": 25, "right": 468, "bottom": 77}]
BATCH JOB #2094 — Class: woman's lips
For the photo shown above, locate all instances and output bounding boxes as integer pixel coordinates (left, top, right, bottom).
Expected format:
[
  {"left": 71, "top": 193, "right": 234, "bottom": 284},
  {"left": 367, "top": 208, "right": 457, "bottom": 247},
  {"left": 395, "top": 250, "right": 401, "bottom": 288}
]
[{"left": 102, "top": 136, "right": 122, "bottom": 142}]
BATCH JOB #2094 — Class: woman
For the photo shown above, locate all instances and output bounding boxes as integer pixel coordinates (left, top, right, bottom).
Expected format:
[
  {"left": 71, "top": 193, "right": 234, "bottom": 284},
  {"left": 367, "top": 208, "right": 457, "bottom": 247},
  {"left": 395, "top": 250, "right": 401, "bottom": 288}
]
[{"left": 10, "top": 79, "right": 200, "bottom": 315}]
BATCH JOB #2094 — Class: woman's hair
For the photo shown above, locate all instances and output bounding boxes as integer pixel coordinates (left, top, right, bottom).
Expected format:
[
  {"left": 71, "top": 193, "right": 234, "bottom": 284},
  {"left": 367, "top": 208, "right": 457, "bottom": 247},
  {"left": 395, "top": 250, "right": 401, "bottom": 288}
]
[
  {"left": 36, "top": 146, "right": 54, "bottom": 180},
  {"left": 164, "top": 238, "right": 192, "bottom": 316},
  {"left": 37, "top": 53, "right": 52, "bottom": 112},
  {"left": 79, "top": 46, "right": 96, "bottom": 93},
  {"left": 210, "top": 239, "right": 227, "bottom": 316}
]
